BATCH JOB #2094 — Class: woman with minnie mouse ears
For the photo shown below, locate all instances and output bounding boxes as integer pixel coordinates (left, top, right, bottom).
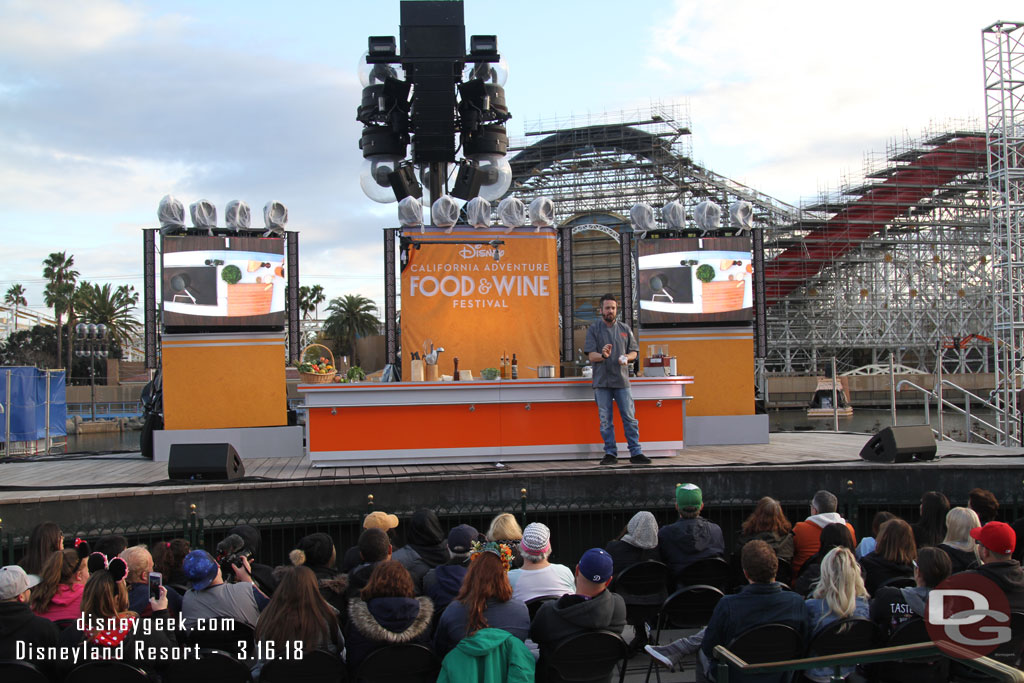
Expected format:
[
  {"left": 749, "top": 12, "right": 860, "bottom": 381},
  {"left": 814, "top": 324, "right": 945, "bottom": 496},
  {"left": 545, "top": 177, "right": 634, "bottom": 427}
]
[{"left": 55, "top": 553, "right": 176, "bottom": 679}]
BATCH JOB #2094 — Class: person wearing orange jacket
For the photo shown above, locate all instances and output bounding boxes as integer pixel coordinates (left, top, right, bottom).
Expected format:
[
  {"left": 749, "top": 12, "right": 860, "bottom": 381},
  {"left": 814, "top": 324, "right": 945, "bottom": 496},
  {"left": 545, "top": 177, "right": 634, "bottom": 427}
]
[{"left": 791, "top": 490, "right": 857, "bottom": 576}]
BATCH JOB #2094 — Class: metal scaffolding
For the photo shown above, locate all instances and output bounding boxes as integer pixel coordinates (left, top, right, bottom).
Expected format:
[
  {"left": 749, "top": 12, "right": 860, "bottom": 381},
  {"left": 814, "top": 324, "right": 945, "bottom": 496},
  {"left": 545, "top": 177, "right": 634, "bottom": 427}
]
[{"left": 984, "top": 20, "right": 1024, "bottom": 446}]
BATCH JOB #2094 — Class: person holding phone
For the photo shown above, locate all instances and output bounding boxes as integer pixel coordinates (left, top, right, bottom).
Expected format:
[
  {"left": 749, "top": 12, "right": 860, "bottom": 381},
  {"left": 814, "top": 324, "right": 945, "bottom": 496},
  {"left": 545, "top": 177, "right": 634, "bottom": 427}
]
[{"left": 122, "top": 545, "right": 182, "bottom": 616}]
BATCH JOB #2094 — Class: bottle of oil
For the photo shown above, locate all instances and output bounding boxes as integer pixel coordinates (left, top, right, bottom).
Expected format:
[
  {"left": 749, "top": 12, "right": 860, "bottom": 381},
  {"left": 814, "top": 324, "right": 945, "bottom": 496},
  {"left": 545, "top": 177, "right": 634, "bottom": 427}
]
[
  {"left": 500, "top": 354, "right": 508, "bottom": 379},
  {"left": 511, "top": 353, "right": 518, "bottom": 379},
  {"left": 453, "top": 357, "right": 460, "bottom": 381}
]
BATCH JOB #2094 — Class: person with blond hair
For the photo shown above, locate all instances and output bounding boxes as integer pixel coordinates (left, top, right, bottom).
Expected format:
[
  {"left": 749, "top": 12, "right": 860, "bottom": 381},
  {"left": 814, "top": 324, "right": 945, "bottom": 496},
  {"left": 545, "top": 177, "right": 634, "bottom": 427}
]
[
  {"left": 937, "top": 506, "right": 981, "bottom": 573},
  {"left": 804, "top": 547, "right": 869, "bottom": 681},
  {"left": 487, "top": 512, "right": 524, "bottom": 569}
]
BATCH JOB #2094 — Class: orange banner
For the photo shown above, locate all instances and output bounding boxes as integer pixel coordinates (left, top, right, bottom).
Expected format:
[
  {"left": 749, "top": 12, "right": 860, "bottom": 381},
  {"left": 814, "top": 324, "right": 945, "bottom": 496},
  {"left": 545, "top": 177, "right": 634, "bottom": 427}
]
[{"left": 401, "top": 226, "right": 560, "bottom": 380}]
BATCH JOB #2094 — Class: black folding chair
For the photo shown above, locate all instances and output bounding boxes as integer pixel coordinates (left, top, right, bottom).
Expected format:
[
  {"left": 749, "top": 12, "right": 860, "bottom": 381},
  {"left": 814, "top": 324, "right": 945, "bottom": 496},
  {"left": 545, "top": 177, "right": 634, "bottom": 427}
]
[
  {"left": 162, "top": 649, "right": 253, "bottom": 683},
  {"left": 354, "top": 643, "right": 439, "bottom": 683},
  {"left": 184, "top": 622, "right": 255, "bottom": 653},
  {"left": 803, "top": 617, "right": 878, "bottom": 682},
  {"left": 716, "top": 623, "right": 804, "bottom": 682},
  {"left": 644, "top": 585, "right": 725, "bottom": 683},
  {"left": 540, "top": 630, "right": 630, "bottom": 683},
  {"left": 949, "top": 611, "right": 1024, "bottom": 681},
  {"left": 876, "top": 576, "right": 916, "bottom": 590},
  {"left": 870, "top": 617, "right": 948, "bottom": 683},
  {"left": 261, "top": 649, "right": 347, "bottom": 683},
  {"left": 609, "top": 560, "right": 669, "bottom": 656},
  {"left": 678, "top": 557, "right": 730, "bottom": 592},
  {"left": 0, "top": 660, "right": 49, "bottom": 683},
  {"left": 526, "top": 594, "right": 564, "bottom": 620},
  {"left": 65, "top": 661, "right": 153, "bottom": 683}
]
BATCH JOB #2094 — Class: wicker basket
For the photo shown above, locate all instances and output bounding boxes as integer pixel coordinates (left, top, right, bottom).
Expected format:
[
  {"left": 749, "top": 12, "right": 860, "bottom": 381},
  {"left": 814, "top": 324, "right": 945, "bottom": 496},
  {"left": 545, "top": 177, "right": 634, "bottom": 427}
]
[{"left": 298, "top": 343, "right": 336, "bottom": 384}]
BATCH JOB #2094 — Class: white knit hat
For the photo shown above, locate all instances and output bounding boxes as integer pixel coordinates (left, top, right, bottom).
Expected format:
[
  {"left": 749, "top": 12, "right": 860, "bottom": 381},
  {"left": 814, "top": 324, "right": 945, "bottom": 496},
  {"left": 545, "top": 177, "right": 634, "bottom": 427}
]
[{"left": 521, "top": 522, "right": 552, "bottom": 557}]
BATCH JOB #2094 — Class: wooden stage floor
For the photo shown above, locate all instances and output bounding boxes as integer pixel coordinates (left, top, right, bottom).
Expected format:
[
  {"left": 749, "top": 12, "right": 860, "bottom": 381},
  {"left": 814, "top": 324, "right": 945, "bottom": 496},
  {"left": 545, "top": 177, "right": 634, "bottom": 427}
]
[{"left": 1, "top": 431, "right": 1022, "bottom": 532}]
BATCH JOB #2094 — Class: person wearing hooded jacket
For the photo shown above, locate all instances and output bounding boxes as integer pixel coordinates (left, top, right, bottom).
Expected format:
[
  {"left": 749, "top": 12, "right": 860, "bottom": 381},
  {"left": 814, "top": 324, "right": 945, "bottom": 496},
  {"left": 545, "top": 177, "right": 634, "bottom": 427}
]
[
  {"left": 870, "top": 547, "right": 951, "bottom": 637},
  {"left": 532, "top": 548, "right": 626, "bottom": 683},
  {"left": 960, "top": 521, "right": 1024, "bottom": 612},
  {"left": 0, "top": 565, "right": 60, "bottom": 680},
  {"left": 657, "top": 484, "right": 725, "bottom": 582},
  {"left": 288, "top": 532, "right": 348, "bottom": 618},
  {"left": 424, "top": 524, "right": 478, "bottom": 613},
  {"left": 437, "top": 627, "right": 535, "bottom": 683},
  {"left": 392, "top": 509, "right": 449, "bottom": 594},
  {"left": 792, "top": 490, "right": 857, "bottom": 576}
]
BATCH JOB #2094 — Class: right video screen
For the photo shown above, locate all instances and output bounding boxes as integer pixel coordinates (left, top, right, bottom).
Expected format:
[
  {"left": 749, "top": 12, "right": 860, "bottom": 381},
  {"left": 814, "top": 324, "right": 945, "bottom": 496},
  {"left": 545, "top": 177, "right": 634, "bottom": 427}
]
[{"left": 638, "top": 236, "right": 753, "bottom": 326}]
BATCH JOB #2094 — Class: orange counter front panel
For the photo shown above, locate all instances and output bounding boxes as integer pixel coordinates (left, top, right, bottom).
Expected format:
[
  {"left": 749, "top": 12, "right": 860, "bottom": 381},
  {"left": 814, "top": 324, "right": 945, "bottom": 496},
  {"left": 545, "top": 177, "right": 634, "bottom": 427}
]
[{"left": 301, "top": 377, "right": 692, "bottom": 466}]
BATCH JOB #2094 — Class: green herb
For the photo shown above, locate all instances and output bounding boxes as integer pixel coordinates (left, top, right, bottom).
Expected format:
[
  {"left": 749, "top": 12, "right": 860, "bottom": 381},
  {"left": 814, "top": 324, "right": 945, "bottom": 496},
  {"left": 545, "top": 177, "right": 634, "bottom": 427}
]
[
  {"left": 696, "top": 264, "right": 716, "bottom": 283},
  {"left": 221, "top": 265, "right": 242, "bottom": 284}
]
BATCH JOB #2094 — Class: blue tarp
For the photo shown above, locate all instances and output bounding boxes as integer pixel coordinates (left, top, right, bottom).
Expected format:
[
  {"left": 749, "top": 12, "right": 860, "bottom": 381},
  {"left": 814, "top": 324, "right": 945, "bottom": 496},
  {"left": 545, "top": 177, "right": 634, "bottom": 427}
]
[{"left": 0, "top": 367, "right": 66, "bottom": 443}]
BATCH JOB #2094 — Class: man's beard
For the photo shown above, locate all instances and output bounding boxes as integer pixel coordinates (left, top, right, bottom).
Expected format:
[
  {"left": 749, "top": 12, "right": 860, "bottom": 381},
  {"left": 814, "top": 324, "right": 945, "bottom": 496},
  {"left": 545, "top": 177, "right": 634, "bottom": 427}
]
[{"left": 603, "top": 312, "right": 616, "bottom": 323}]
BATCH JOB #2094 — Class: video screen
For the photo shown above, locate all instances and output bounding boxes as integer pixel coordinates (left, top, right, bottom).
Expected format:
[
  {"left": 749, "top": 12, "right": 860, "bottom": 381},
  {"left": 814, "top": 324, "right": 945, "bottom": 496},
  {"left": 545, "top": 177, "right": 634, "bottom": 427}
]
[
  {"left": 638, "top": 237, "right": 753, "bottom": 326},
  {"left": 161, "top": 236, "right": 286, "bottom": 331}
]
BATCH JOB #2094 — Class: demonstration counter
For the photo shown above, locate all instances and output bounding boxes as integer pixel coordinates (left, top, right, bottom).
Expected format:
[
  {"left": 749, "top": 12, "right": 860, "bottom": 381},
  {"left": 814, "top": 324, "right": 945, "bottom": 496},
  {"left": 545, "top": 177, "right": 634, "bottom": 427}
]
[{"left": 299, "top": 376, "right": 693, "bottom": 466}]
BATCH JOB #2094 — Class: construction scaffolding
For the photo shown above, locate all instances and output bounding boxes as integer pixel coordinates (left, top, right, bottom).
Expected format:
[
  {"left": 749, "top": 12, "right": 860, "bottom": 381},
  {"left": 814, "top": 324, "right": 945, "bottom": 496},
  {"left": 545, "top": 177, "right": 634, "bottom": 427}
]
[{"left": 984, "top": 20, "right": 1024, "bottom": 446}]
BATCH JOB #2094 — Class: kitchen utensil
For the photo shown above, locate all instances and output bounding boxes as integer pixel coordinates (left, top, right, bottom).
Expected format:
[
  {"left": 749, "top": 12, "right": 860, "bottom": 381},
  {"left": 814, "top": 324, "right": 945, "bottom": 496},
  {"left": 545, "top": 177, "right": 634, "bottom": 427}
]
[
  {"left": 526, "top": 365, "right": 556, "bottom": 378},
  {"left": 169, "top": 273, "right": 197, "bottom": 304},
  {"left": 649, "top": 274, "right": 674, "bottom": 302}
]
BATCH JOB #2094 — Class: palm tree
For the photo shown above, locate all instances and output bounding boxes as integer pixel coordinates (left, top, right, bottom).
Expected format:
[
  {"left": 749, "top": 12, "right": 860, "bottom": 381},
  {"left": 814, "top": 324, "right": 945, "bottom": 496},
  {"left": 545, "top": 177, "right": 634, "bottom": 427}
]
[
  {"left": 299, "top": 284, "right": 327, "bottom": 320},
  {"left": 42, "top": 252, "right": 79, "bottom": 369},
  {"left": 4, "top": 284, "right": 27, "bottom": 333},
  {"left": 75, "top": 282, "right": 142, "bottom": 353},
  {"left": 309, "top": 284, "right": 326, "bottom": 320},
  {"left": 323, "top": 294, "right": 380, "bottom": 368}
]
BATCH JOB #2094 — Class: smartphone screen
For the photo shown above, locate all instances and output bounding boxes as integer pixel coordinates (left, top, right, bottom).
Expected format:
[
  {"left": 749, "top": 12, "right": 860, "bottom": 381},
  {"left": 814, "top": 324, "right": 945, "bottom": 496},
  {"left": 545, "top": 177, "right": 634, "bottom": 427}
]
[{"left": 148, "top": 572, "right": 162, "bottom": 600}]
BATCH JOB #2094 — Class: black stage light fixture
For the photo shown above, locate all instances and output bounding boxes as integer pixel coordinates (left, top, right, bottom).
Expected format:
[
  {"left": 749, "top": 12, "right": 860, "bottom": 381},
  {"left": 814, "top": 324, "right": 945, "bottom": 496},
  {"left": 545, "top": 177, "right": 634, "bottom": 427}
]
[
  {"left": 367, "top": 35, "right": 397, "bottom": 60},
  {"left": 388, "top": 163, "right": 423, "bottom": 200},
  {"left": 452, "top": 159, "right": 483, "bottom": 200},
  {"left": 469, "top": 34, "right": 498, "bottom": 57}
]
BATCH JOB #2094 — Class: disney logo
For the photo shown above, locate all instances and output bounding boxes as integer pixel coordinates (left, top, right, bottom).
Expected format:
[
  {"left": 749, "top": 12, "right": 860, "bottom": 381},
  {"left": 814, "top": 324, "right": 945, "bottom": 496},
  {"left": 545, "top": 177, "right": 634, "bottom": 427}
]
[{"left": 459, "top": 245, "right": 505, "bottom": 260}]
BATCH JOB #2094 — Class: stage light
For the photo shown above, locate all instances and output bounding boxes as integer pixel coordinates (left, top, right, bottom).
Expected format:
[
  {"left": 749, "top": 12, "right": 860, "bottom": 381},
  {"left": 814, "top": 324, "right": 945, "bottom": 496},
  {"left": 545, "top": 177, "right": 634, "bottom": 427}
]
[
  {"left": 469, "top": 153, "right": 512, "bottom": 201},
  {"left": 452, "top": 159, "right": 483, "bottom": 200},
  {"left": 158, "top": 195, "right": 185, "bottom": 236},
  {"left": 463, "top": 55, "right": 508, "bottom": 87},
  {"left": 466, "top": 196, "right": 492, "bottom": 228},
  {"left": 263, "top": 201, "right": 288, "bottom": 237},
  {"left": 368, "top": 36, "right": 397, "bottom": 59},
  {"left": 225, "top": 200, "right": 251, "bottom": 233},
  {"left": 389, "top": 162, "right": 423, "bottom": 201},
  {"left": 469, "top": 35, "right": 497, "bottom": 57},
  {"left": 360, "top": 155, "right": 405, "bottom": 203},
  {"left": 662, "top": 200, "right": 685, "bottom": 230},
  {"left": 631, "top": 203, "right": 656, "bottom": 231},
  {"left": 189, "top": 200, "right": 217, "bottom": 236}
]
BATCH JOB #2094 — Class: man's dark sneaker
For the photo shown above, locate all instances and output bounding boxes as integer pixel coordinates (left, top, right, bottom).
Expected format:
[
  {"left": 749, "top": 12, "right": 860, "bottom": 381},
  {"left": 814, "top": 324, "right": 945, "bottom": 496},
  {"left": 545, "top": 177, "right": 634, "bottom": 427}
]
[
  {"left": 600, "top": 454, "right": 618, "bottom": 466},
  {"left": 630, "top": 453, "right": 652, "bottom": 464}
]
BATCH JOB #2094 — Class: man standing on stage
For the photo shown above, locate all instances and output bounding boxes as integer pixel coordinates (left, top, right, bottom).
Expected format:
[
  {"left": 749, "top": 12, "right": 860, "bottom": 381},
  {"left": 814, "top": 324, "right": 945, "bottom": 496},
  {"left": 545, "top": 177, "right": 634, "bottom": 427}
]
[{"left": 585, "top": 293, "right": 650, "bottom": 466}]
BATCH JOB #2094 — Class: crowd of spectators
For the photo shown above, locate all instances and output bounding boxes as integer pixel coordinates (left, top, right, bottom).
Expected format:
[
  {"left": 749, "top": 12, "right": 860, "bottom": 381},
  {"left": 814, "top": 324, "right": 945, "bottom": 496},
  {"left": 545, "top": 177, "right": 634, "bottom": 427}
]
[{"left": 2, "top": 483, "right": 1022, "bottom": 683}]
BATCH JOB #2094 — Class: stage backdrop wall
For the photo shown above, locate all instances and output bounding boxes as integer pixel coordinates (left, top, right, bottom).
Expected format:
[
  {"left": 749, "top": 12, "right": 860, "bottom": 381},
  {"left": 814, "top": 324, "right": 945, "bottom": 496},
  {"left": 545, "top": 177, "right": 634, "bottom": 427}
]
[{"left": 401, "top": 226, "right": 559, "bottom": 380}]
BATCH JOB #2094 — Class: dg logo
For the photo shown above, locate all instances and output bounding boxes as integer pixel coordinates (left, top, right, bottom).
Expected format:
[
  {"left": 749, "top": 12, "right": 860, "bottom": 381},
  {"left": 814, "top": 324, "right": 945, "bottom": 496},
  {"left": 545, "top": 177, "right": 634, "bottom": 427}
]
[{"left": 925, "top": 573, "right": 1012, "bottom": 658}]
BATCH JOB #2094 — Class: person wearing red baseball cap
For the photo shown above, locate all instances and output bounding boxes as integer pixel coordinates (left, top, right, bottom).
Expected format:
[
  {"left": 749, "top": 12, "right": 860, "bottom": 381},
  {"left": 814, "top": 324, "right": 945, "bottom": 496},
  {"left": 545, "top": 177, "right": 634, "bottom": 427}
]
[{"left": 964, "top": 521, "right": 1024, "bottom": 612}]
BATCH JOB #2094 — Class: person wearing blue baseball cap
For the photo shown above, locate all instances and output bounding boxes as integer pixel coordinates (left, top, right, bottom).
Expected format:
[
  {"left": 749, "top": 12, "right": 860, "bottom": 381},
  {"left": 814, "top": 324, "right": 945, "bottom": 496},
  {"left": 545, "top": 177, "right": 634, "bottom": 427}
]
[
  {"left": 180, "top": 549, "right": 269, "bottom": 630},
  {"left": 530, "top": 548, "right": 626, "bottom": 682}
]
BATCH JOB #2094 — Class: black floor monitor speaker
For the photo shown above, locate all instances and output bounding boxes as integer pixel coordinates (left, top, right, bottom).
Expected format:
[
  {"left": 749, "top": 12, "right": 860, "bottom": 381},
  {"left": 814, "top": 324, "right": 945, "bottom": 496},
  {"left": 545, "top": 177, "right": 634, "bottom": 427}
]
[
  {"left": 859, "top": 426, "right": 937, "bottom": 463},
  {"left": 168, "top": 443, "right": 245, "bottom": 480}
]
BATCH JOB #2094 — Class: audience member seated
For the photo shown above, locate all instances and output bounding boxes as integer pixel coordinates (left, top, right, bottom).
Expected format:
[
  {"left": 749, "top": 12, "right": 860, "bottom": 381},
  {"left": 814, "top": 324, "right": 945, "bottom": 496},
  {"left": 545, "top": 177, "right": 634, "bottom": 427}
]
[
  {"left": 122, "top": 544, "right": 183, "bottom": 616},
  {"left": 344, "top": 560, "right": 432, "bottom": 672},
  {"left": 854, "top": 511, "right": 895, "bottom": 560},
  {"left": 181, "top": 549, "right": 268, "bottom": 630},
  {"left": 487, "top": 512, "right": 525, "bottom": 569},
  {"left": 392, "top": 509, "right": 449, "bottom": 594},
  {"left": 911, "top": 491, "right": 950, "bottom": 549},
  {"left": 31, "top": 545, "right": 90, "bottom": 622},
  {"left": 0, "top": 565, "right": 60, "bottom": 674},
  {"left": 646, "top": 540, "right": 808, "bottom": 678},
  {"left": 658, "top": 483, "right": 726, "bottom": 582},
  {"left": 508, "top": 522, "right": 575, "bottom": 602},
  {"left": 435, "top": 542, "right": 529, "bottom": 657},
  {"left": 938, "top": 506, "right": 981, "bottom": 573},
  {"left": 734, "top": 496, "right": 794, "bottom": 564},
  {"left": 253, "top": 565, "right": 344, "bottom": 679},
  {"left": 606, "top": 511, "right": 662, "bottom": 575},
  {"left": 860, "top": 519, "right": 916, "bottom": 595},
  {"left": 424, "top": 524, "right": 479, "bottom": 613},
  {"left": 963, "top": 521, "right": 1024, "bottom": 612},
  {"left": 58, "top": 558, "right": 175, "bottom": 679},
  {"left": 531, "top": 548, "right": 626, "bottom": 676},
  {"left": 803, "top": 547, "right": 869, "bottom": 682},
  {"left": 794, "top": 523, "right": 856, "bottom": 597},
  {"left": 227, "top": 524, "right": 279, "bottom": 596},
  {"left": 288, "top": 532, "right": 348, "bottom": 615},
  {"left": 792, "top": 490, "right": 856, "bottom": 576},
  {"left": 340, "top": 511, "right": 400, "bottom": 573},
  {"left": 93, "top": 534, "right": 128, "bottom": 562},
  {"left": 347, "top": 528, "right": 393, "bottom": 599},
  {"left": 152, "top": 538, "right": 191, "bottom": 590},
  {"left": 969, "top": 488, "right": 1000, "bottom": 525},
  {"left": 437, "top": 626, "right": 535, "bottom": 682},
  {"left": 18, "top": 521, "right": 63, "bottom": 576},
  {"left": 870, "top": 546, "right": 951, "bottom": 638}
]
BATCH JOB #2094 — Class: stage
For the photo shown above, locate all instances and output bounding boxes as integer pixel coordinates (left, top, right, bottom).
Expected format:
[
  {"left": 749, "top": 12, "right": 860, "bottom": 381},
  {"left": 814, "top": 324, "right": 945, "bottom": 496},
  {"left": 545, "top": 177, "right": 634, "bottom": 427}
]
[{"left": 1, "top": 432, "right": 1023, "bottom": 535}]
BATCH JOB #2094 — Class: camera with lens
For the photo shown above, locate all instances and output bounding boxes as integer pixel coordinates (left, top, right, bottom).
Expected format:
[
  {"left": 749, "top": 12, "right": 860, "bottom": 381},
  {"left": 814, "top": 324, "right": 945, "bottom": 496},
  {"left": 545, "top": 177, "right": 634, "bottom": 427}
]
[{"left": 216, "top": 534, "right": 252, "bottom": 583}]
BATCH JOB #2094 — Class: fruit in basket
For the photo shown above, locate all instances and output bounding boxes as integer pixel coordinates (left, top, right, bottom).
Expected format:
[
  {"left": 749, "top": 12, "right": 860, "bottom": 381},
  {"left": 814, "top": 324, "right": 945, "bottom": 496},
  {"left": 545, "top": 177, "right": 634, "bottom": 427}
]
[{"left": 298, "top": 360, "right": 335, "bottom": 374}]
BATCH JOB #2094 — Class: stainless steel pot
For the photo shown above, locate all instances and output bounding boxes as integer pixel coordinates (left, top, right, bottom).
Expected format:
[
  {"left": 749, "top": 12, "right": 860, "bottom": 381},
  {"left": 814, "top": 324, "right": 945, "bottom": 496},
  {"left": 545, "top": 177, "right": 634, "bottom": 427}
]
[{"left": 528, "top": 365, "right": 556, "bottom": 378}]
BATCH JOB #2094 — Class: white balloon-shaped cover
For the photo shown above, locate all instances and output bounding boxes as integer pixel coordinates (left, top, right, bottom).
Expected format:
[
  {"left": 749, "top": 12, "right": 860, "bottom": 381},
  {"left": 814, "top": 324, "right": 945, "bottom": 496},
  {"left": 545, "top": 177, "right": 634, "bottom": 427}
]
[
  {"left": 497, "top": 197, "right": 526, "bottom": 230},
  {"left": 431, "top": 195, "right": 459, "bottom": 228},
  {"left": 466, "top": 197, "right": 492, "bottom": 228},
  {"left": 225, "top": 200, "right": 251, "bottom": 231},
  {"left": 158, "top": 195, "right": 185, "bottom": 234},
  {"left": 189, "top": 200, "right": 217, "bottom": 232},
  {"left": 398, "top": 196, "right": 424, "bottom": 229},
  {"left": 730, "top": 201, "right": 754, "bottom": 231},
  {"left": 629, "top": 203, "right": 655, "bottom": 231},
  {"left": 528, "top": 197, "right": 555, "bottom": 228},
  {"left": 694, "top": 200, "right": 721, "bottom": 234},
  {"left": 661, "top": 201, "right": 685, "bottom": 229}
]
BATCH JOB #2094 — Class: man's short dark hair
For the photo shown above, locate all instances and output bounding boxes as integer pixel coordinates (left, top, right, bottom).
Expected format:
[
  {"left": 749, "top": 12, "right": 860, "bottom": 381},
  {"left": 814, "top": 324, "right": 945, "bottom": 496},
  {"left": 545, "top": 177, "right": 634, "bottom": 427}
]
[
  {"left": 811, "top": 490, "right": 838, "bottom": 514},
  {"left": 741, "top": 539, "right": 778, "bottom": 584},
  {"left": 358, "top": 528, "right": 390, "bottom": 563},
  {"left": 599, "top": 293, "right": 617, "bottom": 306},
  {"left": 916, "top": 547, "right": 951, "bottom": 588}
]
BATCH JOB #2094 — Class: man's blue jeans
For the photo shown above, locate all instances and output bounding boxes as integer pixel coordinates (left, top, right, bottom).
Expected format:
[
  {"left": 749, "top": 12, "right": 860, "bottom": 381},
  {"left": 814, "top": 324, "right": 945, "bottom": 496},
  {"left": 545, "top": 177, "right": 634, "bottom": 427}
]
[{"left": 594, "top": 387, "right": 642, "bottom": 457}]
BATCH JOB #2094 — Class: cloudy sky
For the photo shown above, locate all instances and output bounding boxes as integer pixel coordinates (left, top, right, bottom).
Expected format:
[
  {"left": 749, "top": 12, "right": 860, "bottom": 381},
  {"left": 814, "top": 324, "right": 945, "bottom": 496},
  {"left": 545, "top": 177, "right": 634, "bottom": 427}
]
[{"left": 1, "top": 0, "right": 1018, "bottom": 317}]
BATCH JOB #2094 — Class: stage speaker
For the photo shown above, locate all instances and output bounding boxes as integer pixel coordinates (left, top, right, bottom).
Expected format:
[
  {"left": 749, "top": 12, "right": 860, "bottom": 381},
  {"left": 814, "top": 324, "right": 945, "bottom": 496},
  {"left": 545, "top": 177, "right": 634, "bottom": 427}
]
[
  {"left": 859, "top": 426, "right": 937, "bottom": 463},
  {"left": 168, "top": 443, "right": 245, "bottom": 480}
]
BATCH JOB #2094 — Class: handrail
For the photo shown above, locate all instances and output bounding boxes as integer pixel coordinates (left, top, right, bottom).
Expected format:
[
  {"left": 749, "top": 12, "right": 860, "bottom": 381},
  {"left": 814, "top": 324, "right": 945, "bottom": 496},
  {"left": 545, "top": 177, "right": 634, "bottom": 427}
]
[
  {"left": 895, "top": 379, "right": 1006, "bottom": 445},
  {"left": 713, "top": 640, "right": 1024, "bottom": 683}
]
